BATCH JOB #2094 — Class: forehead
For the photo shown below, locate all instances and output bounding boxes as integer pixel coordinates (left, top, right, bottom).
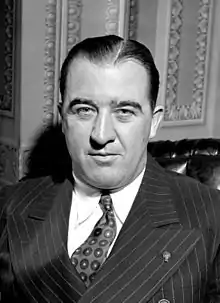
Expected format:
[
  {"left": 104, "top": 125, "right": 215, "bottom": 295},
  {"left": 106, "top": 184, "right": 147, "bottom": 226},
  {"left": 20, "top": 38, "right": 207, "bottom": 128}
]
[{"left": 65, "top": 58, "right": 149, "bottom": 103}]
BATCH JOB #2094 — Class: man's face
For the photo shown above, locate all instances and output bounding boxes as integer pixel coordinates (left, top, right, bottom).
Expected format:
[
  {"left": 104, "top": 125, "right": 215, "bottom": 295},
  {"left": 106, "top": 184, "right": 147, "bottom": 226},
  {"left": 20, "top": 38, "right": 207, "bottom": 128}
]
[{"left": 61, "top": 58, "right": 162, "bottom": 191}]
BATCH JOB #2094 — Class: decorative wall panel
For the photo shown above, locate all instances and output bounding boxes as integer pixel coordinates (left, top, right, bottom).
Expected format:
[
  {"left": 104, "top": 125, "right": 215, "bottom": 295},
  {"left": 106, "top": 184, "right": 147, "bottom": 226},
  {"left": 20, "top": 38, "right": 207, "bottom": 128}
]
[
  {"left": 164, "top": 0, "right": 212, "bottom": 124},
  {"left": 43, "top": 0, "right": 82, "bottom": 124},
  {"left": 0, "top": 0, "right": 20, "bottom": 117},
  {"left": 105, "top": 0, "right": 120, "bottom": 35},
  {"left": 126, "top": 0, "right": 213, "bottom": 126},
  {"left": 127, "top": 0, "right": 138, "bottom": 40}
]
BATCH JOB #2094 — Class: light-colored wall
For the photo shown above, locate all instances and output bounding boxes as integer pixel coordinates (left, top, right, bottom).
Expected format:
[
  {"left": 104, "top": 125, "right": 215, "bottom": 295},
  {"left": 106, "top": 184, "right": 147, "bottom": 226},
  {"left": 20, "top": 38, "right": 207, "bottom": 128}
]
[
  {"left": 20, "top": 0, "right": 47, "bottom": 146},
  {"left": 81, "top": 0, "right": 108, "bottom": 38},
  {"left": 209, "top": 0, "right": 220, "bottom": 138}
]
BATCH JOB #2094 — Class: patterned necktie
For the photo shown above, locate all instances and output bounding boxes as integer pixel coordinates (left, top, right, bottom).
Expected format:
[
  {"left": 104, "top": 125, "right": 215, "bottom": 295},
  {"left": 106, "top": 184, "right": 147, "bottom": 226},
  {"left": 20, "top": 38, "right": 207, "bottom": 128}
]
[{"left": 71, "top": 194, "right": 117, "bottom": 287}]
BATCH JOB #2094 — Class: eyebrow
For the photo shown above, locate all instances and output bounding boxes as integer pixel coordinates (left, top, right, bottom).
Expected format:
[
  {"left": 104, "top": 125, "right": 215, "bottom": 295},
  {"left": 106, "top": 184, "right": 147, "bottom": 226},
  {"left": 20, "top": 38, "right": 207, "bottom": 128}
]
[
  {"left": 68, "top": 98, "right": 143, "bottom": 112},
  {"left": 113, "top": 101, "right": 143, "bottom": 112},
  {"left": 69, "top": 98, "right": 96, "bottom": 108}
]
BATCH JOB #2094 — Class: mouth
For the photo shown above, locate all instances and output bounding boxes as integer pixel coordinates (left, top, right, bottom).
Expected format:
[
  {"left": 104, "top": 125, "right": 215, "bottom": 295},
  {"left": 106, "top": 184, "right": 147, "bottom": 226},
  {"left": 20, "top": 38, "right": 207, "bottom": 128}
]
[{"left": 89, "top": 153, "right": 119, "bottom": 164}]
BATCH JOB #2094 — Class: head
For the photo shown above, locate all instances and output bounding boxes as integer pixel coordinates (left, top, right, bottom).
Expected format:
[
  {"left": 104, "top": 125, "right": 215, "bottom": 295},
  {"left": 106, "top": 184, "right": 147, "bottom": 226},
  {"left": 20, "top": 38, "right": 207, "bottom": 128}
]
[{"left": 59, "top": 35, "right": 163, "bottom": 191}]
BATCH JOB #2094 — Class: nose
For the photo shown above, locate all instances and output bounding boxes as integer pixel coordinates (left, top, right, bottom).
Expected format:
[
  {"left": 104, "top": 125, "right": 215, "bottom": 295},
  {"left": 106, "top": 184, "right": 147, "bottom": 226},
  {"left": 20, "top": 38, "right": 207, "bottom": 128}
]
[{"left": 90, "top": 111, "right": 116, "bottom": 146}]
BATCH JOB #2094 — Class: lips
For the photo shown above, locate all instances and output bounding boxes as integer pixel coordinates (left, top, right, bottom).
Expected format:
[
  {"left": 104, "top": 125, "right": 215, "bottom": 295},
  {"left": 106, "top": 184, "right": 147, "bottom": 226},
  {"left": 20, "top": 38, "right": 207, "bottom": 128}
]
[
  {"left": 89, "top": 153, "right": 116, "bottom": 156},
  {"left": 89, "top": 153, "right": 119, "bottom": 164}
]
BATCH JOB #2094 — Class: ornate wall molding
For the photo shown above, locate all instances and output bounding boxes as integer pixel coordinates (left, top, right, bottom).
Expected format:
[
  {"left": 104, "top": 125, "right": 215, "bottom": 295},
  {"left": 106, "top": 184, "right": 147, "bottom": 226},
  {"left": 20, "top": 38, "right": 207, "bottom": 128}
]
[
  {"left": 191, "top": 0, "right": 211, "bottom": 120},
  {"left": 164, "top": 0, "right": 212, "bottom": 123},
  {"left": 0, "top": 140, "right": 18, "bottom": 184},
  {"left": 43, "top": 0, "right": 58, "bottom": 124},
  {"left": 125, "top": 0, "right": 212, "bottom": 125},
  {"left": 105, "top": 0, "right": 120, "bottom": 35},
  {"left": 0, "top": 0, "right": 17, "bottom": 116},
  {"left": 127, "top": 0, "right": 138, "bottom": 40},
  {"left": 164, "top": 0, "right": 184, "bottom": 122},
  {"left": 43, "top": 0, "right": 82, "bottom": 125},
  {"left": 66, "top": 0, "right": 82, "bottom": 53}
]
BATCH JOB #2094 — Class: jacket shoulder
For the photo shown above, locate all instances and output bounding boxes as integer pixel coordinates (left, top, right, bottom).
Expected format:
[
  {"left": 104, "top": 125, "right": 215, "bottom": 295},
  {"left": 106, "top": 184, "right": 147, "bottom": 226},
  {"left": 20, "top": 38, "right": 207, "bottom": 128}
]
[
  {"left": 166, "top": 170, "right": 220, "bottom": 228},
  {"left": 0, "top": 176, "right": 55, "bottom": 216},
  {"left": 0, "top": 176, "right": 56, "bottom": 301}
]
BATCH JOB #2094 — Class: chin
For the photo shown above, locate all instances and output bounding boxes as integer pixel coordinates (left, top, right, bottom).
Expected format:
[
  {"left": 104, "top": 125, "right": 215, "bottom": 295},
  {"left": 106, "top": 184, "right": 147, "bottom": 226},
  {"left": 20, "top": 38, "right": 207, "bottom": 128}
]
[{"left": 88, "top": 174, "right": 124, "bottom": 191}]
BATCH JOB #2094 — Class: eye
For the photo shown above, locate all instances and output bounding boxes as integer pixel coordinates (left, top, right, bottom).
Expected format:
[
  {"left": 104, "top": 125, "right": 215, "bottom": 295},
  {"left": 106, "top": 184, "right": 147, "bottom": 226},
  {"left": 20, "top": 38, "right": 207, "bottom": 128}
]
[
  {"left": 70, "top": 105, "right": 96, "bottom": 119},
  {"left": 115, "top": 108, "right": 135, "bottom": 121},
  {"left": 77, "top": 107, "right": 93, "bottom": 114}
]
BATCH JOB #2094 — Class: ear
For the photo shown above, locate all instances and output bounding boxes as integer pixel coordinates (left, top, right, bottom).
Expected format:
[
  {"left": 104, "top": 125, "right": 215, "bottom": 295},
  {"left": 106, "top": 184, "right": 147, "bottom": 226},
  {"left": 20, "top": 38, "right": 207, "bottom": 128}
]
[{"left": 149, "top": 105, "right": 164, "bottom": 139}]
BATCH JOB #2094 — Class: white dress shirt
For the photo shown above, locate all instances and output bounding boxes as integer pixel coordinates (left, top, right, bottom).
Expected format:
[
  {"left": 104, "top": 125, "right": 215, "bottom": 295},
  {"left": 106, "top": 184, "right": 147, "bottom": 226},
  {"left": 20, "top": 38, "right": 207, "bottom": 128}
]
[{"left": 67, "top": 169, "right": 145, "bottom": 257}]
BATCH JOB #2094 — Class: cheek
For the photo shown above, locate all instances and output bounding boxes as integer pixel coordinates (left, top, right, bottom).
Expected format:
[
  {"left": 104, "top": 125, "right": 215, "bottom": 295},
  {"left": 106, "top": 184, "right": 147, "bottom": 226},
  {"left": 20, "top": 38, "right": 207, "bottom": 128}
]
[
  {"left": 65, "top": 120, "right": 88, "bottom": 137},
  {"left": 123, "top": 123, "right": 150, "bottom": 148},
  {"left": 64, "top": 121, "right": 92, "bottom": 151}
]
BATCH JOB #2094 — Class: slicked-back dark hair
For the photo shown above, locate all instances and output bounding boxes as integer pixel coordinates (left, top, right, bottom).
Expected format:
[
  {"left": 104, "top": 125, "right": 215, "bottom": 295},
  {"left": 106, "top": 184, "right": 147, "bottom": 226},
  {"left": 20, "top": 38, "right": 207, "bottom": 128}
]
[{"left": 59, "top": 35, "right": 159, "bottom": 111}]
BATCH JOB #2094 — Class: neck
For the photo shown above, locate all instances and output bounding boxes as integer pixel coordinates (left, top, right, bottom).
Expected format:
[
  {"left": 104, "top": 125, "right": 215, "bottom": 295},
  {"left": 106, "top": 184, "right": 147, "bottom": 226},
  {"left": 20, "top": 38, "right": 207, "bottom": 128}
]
[{"left": 72, "top": 171, "right": 101, "bottom": 197}]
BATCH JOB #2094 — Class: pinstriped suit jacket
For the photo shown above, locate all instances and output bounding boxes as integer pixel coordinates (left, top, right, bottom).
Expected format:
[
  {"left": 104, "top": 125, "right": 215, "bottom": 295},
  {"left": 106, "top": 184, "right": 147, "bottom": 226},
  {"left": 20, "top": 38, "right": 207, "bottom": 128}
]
[{"left": 1, "top": 155, "right": 220, "bottom": 303}]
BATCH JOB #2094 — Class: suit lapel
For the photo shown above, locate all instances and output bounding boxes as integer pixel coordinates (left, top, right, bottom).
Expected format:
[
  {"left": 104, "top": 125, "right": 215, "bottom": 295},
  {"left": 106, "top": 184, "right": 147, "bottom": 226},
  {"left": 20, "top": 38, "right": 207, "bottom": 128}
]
[
  {"left": 78, "top": 155, "right": 202, "bottom": 303},
  {"left": 8, "top": 177, "right": 86, "bottom": 303}
]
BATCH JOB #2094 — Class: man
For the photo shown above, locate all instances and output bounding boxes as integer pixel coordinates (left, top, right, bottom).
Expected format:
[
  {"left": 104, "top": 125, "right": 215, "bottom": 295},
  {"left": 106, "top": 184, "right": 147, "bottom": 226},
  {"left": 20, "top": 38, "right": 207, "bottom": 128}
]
[{"left": 0, "top": 35, "right": 220, "bottom": 302}]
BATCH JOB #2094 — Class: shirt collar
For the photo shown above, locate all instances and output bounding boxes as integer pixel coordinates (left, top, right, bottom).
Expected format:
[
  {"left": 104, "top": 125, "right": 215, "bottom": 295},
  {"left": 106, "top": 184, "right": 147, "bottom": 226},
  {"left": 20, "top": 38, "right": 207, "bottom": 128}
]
[
  {"left": 72, "top": 169, "right": 145, "bottom": 225},
  {"left": 72, "top": 172, "right": 100, "bottom": 224},
  {"left": 110, "top": 169, "right": 145, "bottom": 224}
]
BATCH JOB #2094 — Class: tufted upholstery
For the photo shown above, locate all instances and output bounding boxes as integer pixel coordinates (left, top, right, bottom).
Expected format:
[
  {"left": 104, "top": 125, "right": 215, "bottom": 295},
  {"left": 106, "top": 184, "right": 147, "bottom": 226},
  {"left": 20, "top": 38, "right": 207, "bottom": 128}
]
[{"left": 148, "top": 138, "right": 220, "bottom": 190}]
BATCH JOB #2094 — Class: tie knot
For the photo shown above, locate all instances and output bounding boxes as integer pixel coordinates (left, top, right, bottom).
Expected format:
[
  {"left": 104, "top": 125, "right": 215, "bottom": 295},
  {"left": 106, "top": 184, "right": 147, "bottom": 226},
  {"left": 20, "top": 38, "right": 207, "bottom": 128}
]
[{"left": 99, "top": 194, "right": 113, "bottom": 211}]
